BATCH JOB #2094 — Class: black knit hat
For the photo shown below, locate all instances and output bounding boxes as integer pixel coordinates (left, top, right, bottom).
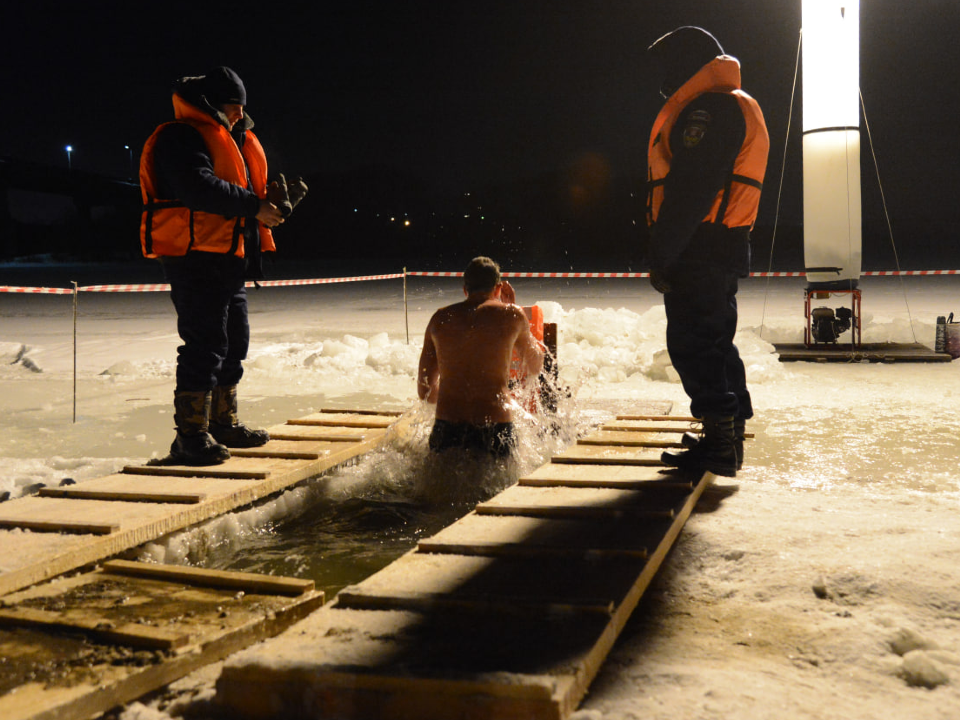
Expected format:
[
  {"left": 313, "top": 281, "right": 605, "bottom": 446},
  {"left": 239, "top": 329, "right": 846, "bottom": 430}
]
[
  {"left": 202, "top": 66, "right": 247, "bottom": 106},
  {"left": 647, "top": 27, "right": 724, "bottom": 96}
]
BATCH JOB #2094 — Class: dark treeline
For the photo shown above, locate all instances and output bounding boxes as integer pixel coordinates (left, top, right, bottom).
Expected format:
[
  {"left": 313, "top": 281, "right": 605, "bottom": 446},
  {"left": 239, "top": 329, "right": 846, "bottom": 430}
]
[{"left": 1, "top": 160, "right": 952, "bottom": 274}]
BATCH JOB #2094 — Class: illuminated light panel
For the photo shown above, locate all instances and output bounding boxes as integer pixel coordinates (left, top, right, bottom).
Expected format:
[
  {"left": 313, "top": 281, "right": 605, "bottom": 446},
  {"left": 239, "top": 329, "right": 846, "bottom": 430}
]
[{"left": 802, "top": 0, "right": 862, "bottom": 285}]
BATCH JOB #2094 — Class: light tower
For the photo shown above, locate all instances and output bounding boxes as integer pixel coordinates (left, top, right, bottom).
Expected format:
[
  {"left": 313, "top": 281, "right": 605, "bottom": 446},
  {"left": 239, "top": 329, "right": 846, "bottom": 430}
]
[{"left": 802, "top": 0, "right": 863, "bottom": 345}]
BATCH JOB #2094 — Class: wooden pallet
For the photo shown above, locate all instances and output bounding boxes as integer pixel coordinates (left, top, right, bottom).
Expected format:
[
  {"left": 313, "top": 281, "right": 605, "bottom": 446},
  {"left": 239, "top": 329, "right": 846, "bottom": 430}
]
[
  {"left": 0, "top": 560, "right": 323, "bottom": 720},
  {"left": 215, "top": 414, "right": 721, "bottom": 720},
  {"left": 774, "top": 342, "right": 951, "bottom": 363},
  {"left": 0, "top": 411, "right": 402, "bottom": 598}
]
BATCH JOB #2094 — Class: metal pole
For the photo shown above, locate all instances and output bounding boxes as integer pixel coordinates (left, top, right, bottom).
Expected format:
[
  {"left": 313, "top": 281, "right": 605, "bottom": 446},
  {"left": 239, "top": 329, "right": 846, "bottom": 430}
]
[
  {"left": 403, "top": 267, "right": 409, "bottom": 344},
  {"left": 72, "top": 281, "right": 78, "bottom": 423}
]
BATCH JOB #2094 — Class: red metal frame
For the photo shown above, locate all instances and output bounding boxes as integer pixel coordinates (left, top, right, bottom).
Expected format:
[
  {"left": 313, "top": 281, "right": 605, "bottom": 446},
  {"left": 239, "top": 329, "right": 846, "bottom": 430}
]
[{"left": 804, "top": 289, "right": 862, "bottom": 348}]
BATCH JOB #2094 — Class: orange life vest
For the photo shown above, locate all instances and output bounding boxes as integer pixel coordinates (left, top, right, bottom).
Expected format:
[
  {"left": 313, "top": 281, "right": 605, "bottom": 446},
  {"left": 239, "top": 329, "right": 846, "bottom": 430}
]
[
  {"left": 139, "top": 94, "right": 275, "bottom": 258},
  {"left": 646, "top": 56, "right": 769, "bottom": 231}
]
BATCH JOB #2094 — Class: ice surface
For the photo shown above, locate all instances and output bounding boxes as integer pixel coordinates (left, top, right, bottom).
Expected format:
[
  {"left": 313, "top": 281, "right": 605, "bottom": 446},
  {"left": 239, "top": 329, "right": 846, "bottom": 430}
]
[{"left": 3, "top": 272, "right": 960, "bottom": 719}]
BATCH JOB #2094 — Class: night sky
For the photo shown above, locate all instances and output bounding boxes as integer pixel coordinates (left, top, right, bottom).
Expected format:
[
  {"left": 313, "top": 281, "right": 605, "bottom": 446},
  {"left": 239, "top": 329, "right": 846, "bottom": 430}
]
[{"left": 2, "top": 1, "right": 959, "bottom": 263}]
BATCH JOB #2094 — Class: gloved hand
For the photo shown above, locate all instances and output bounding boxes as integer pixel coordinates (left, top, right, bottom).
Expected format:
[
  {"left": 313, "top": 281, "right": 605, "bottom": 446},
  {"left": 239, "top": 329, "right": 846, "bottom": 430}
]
[
  {"left": 286, "top": 176, "right": 309, "bottom": 211},
  {"left": 266, "top": 174, "right": 309, "bottom": 218},
  {"left": 649, "top": 269, "right": 673, "bottom": 294},
  {"left": 266, "top": 175, "right": 293, "bottom": 217}
]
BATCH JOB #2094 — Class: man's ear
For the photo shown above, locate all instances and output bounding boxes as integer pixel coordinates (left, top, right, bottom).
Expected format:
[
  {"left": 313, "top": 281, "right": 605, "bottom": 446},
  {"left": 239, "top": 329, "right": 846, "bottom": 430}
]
[{"left": 493, "top": 282, "right": 503, "bottom": 297}]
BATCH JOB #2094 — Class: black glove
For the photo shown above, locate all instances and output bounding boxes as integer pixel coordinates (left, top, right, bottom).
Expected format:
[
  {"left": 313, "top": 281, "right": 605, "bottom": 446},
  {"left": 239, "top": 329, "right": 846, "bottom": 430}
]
[
  {"left": 649, "top": 269, "right": 672, "bottom": 294},
  {"left": 266, "top": 174, "right": 293, "bottom": 217},
  {"left": 266, "top": 174, "right": 309, "bottom": 218},
  {"left": 286, "top": 176, "right": 309, "bottom": 211}
]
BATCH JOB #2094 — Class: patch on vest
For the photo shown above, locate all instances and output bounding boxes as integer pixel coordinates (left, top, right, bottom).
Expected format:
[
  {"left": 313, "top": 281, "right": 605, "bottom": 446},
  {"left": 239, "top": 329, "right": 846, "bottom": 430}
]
[{"left": 682, "top": 109, "right": 711, "bottom": 149}]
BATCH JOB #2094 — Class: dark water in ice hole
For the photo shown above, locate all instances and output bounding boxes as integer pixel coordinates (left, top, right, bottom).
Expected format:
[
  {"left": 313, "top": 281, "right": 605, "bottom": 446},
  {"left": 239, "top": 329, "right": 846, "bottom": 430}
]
[{"left": 187, "top": 403, "right": 592, "bottom": 599}]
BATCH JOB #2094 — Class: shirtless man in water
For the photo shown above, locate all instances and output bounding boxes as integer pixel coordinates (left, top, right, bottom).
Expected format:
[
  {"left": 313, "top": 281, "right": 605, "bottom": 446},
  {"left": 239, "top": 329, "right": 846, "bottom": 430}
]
[{"left": 417, "top": 257, "right": 544, "bottom": 457}]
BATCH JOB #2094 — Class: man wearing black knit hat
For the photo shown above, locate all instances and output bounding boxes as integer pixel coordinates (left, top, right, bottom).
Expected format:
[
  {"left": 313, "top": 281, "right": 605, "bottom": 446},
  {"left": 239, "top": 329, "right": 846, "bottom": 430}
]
[
  {"left": 644, "top": 27, "right": 769, "bottom": 477},
  {"left": 140, "top": 67, "right": 293, "bottom": 466}
]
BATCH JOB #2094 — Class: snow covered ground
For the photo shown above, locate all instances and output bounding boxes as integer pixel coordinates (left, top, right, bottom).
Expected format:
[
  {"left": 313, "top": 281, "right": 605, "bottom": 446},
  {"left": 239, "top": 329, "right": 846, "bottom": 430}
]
[{"left": 2, "top": 268, "right": 960, "bottom": 719}]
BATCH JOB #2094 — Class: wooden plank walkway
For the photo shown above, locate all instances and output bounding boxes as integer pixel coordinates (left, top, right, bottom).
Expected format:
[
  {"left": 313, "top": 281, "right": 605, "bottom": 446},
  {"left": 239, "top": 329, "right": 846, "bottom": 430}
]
[
  {"left": 216, "top": 414, "right": 722, "bottom": 720},
  {"left": 0, "top": 559, "right": 324, "bottom": 720},
  {"left": 0, "top": 410, "right": 402, "bottom": 598}
]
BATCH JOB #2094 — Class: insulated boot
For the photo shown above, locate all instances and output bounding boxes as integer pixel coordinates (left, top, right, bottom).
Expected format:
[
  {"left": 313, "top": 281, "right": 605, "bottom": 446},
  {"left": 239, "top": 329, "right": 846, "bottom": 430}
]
[
  {"left": 679, "top": 417, "right": 746, "bottom": 470},
  {"left": 661, "top": 415, "right": 738, "bottom": 477},
  {"left": 209, "top": 384, "right": 269, "bottom": 448},
  {"left": 168, "top": 390, "right": 231, "bottom": 466}
]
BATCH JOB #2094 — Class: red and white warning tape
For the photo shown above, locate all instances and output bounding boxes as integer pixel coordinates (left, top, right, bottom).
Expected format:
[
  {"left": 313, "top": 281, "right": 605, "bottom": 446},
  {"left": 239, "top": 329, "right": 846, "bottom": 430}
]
[{"left": 1, "top": 269, "right": 958, "bottom": 294}]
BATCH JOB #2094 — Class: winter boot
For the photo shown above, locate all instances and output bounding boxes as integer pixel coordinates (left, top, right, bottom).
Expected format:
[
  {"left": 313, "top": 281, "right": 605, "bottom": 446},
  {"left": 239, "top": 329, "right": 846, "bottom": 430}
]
[
  {"left": 167, "top": 390, "right": 231, "bottom": 466},
  {"left": 209, "top": 384, "right": 269, "bottom": 448},
  {"left": 661, "top": 415, "right": 738, "bottom": 477},
  {"left": 679, "top": 417, "right": 746, "bottom": 470}
]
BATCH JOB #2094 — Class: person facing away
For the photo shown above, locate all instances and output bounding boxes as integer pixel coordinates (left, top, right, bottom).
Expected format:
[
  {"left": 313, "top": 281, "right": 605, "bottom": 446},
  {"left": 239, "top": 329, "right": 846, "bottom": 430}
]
[
  {"left": 417, "top": 257, "right": 544, "bottom": 458},
  {"left": 139, "top": 66, "right": 285, "bottom": 466},
  {"left": 644, "top": 27, "right": 769, "bottom": 477}
]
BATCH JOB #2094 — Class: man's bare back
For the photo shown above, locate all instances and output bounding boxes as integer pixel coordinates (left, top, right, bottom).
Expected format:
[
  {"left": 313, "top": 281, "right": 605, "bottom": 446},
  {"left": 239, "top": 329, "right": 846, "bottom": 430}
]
[{"left": 418, "top": 275, "right": 543, "bottom": 427}]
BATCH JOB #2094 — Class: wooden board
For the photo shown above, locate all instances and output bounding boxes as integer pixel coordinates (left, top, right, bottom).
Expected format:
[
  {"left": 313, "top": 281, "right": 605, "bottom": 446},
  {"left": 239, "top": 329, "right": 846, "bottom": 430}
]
[
  {"left": 215, "top": 413, "right": 719, "bottom": 720},
  {"left": 551, "top": 443, "right": 664, "bottom": 465},
  {"left": 286, "top": 412, "right": 397, "bottom": 429},
  {"left": 774, "top": 342, "right": 951, "bottom": 363},
  {"left": 0, "top": 411, "right": 400, "bottom": 598},
  {"left": 577, "top": 430, "right": 683, "bottom": 448},
  {"left": 417, "top": 513, "right": 654, "bottom": 559},
  {"left": 600, "top": 422, "right": 698, "bottom": 434},
  {"left": 265, "top": 423, "right": 374, "bottom": 443},
  {"left": 520, "top": 462, "right": 690, "bottom": 489},
  {"left": 0, "top": 561, "right": 323, "bottom": 720}
]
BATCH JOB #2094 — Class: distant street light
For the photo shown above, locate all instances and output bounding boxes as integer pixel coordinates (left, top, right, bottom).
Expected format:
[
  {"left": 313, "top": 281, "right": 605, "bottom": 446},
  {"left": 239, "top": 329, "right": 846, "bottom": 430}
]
[
  {"left": 124, "top": 145, "right": 133, "bottom": 179},
  {"left": 65, "top": 145, "right": 73, "bottom": 170}
]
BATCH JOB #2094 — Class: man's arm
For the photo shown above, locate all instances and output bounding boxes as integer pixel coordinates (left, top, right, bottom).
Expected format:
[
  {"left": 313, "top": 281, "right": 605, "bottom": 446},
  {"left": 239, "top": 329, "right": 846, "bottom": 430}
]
[
  {"left": 417, "top": 326, "right": 439, "bottom": 402},
  {"left": 153, "top": 123, "right": 261, "bottom": 218}
]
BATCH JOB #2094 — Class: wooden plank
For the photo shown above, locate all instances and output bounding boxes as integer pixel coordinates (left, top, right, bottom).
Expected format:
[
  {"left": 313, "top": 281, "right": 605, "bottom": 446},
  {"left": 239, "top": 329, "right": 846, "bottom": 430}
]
[
  {"left": 476, "top": 485, "right": 679, "bottom": 521},
  {"left": 601, "top": 422, "right": 697, "bottom": 433},
  {"left": 337, "top": 587, "right": 615, "bottom": 616},
  {"left": 615, "top": 414, "right": 697, "bottom": 422},
  {"left": 335, "top": 552, "right": 646, "bottom": 615},
  {"left": 416, "top": 539, "right": 647, "bottom": 561},
  {"left": 0, "top": 425, "right": 387, "bottom": 598},
  {"left": 266, "top": 424, "right": 372, "bottom": 442},
  {"left": 101, "top": 560, "right": 314, "bottom": 596},
  {"left": 287, "top": 413, "right": 396, "bottom": 429},
  {"left": 39, "top": 487, "right": 205, "bottom": 504},
  {"left": 320, "top": 407, "right": 404, "bottom": 416},
  {"left": 228, "top": 439, "right": 330, "bottom": 459},
  {"left": 0, "top": 518, "right": 119, "bottom": 535},
  {"left": 419, "top": 514, "right": 655, "bottom": 559},
  {"left": 0, "top": 564, "right": 325, "bottom": 720},
  {"left": 214, "top": 452, "right": 716, "bottom": 720},
  {"left": 552, "top": 444, "right": 664, "bottom": 465},
  {"left": 121, "top": 463, "right": 269, "bottom": 480},
  {"left": 520, "top": 462, "right": 691, "bottom": 490},
  {"left": 0, "top": 606, "right": 190, "bottom": 650},
  {"left": 578, "top": 430, "right": 682, "bottom": 448},
  {"left": 774, "top": 341, "right": 951, "bottom": 363}
]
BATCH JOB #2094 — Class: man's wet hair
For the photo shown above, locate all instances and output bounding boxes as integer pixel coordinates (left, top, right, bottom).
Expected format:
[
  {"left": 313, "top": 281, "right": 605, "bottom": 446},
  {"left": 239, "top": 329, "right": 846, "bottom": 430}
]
[{"left": 463, "top": 256, "right": 502, "bottom": 293}]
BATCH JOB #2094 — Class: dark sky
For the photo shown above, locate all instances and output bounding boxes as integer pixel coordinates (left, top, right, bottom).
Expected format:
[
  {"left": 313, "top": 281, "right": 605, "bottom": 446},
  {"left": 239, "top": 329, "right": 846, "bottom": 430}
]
[{"left": 2, "top": 0, "right": 959, "bottom": 228}]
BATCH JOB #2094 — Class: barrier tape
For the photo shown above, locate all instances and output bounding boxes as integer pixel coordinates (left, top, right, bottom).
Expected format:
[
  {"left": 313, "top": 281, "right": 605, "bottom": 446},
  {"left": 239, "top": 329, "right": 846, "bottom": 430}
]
[
  {"left": 2, "top": 269, "right": 958, "bottom": 294},
  {"left": 0, "top": 273, "right": 405, "bottom": 295}
]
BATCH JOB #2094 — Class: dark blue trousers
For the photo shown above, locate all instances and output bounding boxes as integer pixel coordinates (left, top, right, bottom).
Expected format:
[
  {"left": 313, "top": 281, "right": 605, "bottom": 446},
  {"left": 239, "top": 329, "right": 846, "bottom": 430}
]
[
  {"left": 161, "top": 252, "right": 249, "bottom": 392},
  {"left": 663, "top": 265, "right": 752, "bottom": 420}
]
